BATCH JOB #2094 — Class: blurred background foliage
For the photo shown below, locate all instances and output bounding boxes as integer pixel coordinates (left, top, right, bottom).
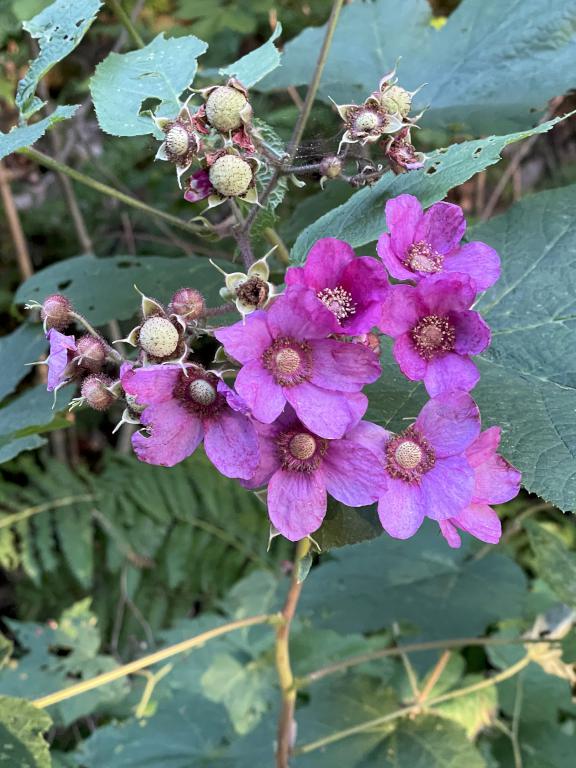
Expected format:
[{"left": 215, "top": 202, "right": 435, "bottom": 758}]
[{"left": 0, "top": 0, "right": 575, "bottom": 766}]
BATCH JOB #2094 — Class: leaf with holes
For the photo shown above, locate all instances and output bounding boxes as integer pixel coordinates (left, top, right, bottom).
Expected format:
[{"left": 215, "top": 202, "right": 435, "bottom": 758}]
[
  {"left": 259, "top": 0, "right": 576, "bottom": 134},
  {"left": 0, "top": 696, "right": 52, "bottom": 768},
  {"left": 290, "top": 115, "right": 567, "bottom": 263},
  {"left": 16, "top": 0, "right": 102, "bottom": 119},
  {"left": 90, "top": 33, "right": 208, "bottom": 137}
]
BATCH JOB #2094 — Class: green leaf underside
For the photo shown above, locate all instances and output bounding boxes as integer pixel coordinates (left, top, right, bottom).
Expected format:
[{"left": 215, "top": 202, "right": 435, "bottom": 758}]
[
  {"left": 16, "top": 0, "right": 102, "bottom": 120},
  {"left": 259, "top": 0, "right": 576, "bottom": 134},
  {"left": 14, "top": 253, "right": 230, "bottom": 325},
  {"left": 0, "top": 105, "right": 79, "bottom": 161},
  {"left": 0, "top": 696, "right": 52, "bottom": 768},
  {"left": 290, "top": 115, "right": 568, "bottom": 264},
  {"left": 90, "top": 33, "right": 208, "bottom": 137},
  {"left": 220, "top": 23, "right": 282, "bottom": 87},
  {"left": 525, "top": 522, "right": 576, "bottom": 606},
  {"left": 0, "top": 325, "right": 47, "bottom": 401}
]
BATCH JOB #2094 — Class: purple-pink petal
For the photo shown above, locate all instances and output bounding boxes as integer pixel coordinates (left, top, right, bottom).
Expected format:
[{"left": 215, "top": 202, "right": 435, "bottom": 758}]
[
  {"left": 415, "top": 201, "right": 466, "bottom": 254},
  {"left": 419, "top": 455, "right": 475, "bottom": 520},
  {"left": 418, "top": 273, "right": 476, "bottom": 315},
  {"left": 287, "top": 237, "right": 354, "bottom": 291},
  {"left": 472, "top": 450, "right": 521, "bottom": 505},
  {"left": 132, "top": 400, "right": 203, "bottom": 467},
  {"left": 379, "top": 284, "right": 423, "bottom": 337},
  {"left": 452, "top": 310, "right": 491, "bottom": 355},
  {"left": 46, "top": 329, "right": 76, "bottom": 391},
  {"left": 378, "top": 477, "right": 425, "bottom": 539},
  {"left": 346, "top": 420, "right": 391, "bottom": 457},
  {"left": 377, "top": 232, "right": 416, "bottom": 282},
  {"left": 415, "top": 391, "right": 480, "bottom": 457},
  {"left": 214, "top": 311, "right": 271, "bottom": 365},
  {"left": 385, "top": 194, "right": 423, "bottom": 257},
  {"left": 242, "top": 422, "right": 281, "bottom": 489},
  {"left": 310, "top": 338, "right": 381, "bottom": 392},
  {"left": 235, "top": 360, "right": 286, "bottom": 424},
  {"left": 266, "top": 286, "right": 338, "bottom": 340},
  {"left": 121, "top": 364, "right": 180, "bottom": 405},
  {"left": 203, "top": 408, "right": 259, "bottom": 479},
  {"left": 323, "top": 439, "right": 387, "bottom": 506},
  {"left": 393, "top": 333, "right": 428, "bottom": 380},
  {"left": 438, "top": 519, "right": 462, "bottom": 548},
  {"left": 285, "top": 382, "right": 366, "bottom": 439},
  {"left": 444, "top": 241, "right": 500, "bottom": 292},
  {"left": 452, "top": 503, "right": 502, "bottom": 544},
  {"left": 423, "top": 353, "right": 480, "bottom": 397},
  {"left": 267, "top": 469, "right": 327, "bottom": 541}
]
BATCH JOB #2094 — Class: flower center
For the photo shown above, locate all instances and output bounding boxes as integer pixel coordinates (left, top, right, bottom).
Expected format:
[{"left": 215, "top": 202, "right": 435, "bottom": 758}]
[
  {"left": 277, "top": 428, "right": 327, "bottom": 472},
  {"left": 189, "top": 379, "right": 216, "bottom": 405},
  {"left": 353, "top": 109, "right": 382, "bottom": 132},
  {"left": 404, "top": 241, "right": 444, "bottom": 274},
  {"left": 174, "top": 369, "right": 224, "bottom": 418},
  {"left": 263, "top": 337, "right": 312, "bottom": 387},
  {"left": 139, "top": 317, "right": 180, "bottom": 359},
  {"left": 236, "top": 276, "right": 269, "bottom": 309},
  {"left": 166, "top": 124, "right": 190, "bottom": 157},
  {"left": 316, "top": 286, "right": 357, "bottom": 322},
  {"left": 385, "top": 428, "right": 435, "bottom": 483},
  {"left": 411, "top": 315, "right": 455, "bottom": 360}
]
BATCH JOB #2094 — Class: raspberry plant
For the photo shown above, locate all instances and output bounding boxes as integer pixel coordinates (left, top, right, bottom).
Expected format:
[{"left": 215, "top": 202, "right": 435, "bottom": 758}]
[{"left": 0, "top": 1, "right": 576, "bottom": 767}]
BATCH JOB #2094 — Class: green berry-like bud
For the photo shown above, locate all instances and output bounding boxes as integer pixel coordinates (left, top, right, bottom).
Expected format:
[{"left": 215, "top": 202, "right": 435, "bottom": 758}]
[
  {"left": 380, "top": 85, "right": 412, "bottom": 118},
  {"left": 209, "top": 155, "right": 253, "bottom": 197},
  {"left": 139, "top": 317, "right": 179, "bottom": 358},
  {"left": 205, "top": 86, "right": 248, "bottom": 132}
]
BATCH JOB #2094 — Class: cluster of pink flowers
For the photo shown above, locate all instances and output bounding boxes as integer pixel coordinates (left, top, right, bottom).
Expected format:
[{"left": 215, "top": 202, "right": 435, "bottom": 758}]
[{"left": 38, "top": 194, "right": 520, "bottom": 549}]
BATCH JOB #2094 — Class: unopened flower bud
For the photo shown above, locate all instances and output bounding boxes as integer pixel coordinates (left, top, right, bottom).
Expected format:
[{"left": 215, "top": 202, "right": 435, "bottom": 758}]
[
  {"left": 41, "top": 294, "right": 72, "bottom": 331},
  {"left": 169, "top": 287, "right": 206, "bottom": 320},
  {"left": 76, "top": 335, "right": 107, "bottom": 371},
  {"left": 139, "top": 316, "right": 180, "bottom": 359},
  {"left": 380, "top": 85, "right": 412, "bottom": 118},
  {"left": 319, "top": 156, "right": 343, "bottom": 180},
  {"left": 81, "top": 374, "right": 115, "bottom": 411},
  {"left": 205, "top": 85, "right": 248, "bottom": 132},
  {"left": 209, "top": 155, "right": 253, "bottom": 197}
]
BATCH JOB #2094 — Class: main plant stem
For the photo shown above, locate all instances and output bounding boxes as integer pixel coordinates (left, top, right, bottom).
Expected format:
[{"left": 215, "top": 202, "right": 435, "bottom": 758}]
[{"left": 275, "top": 538, "right": 310, "bottom": 767}]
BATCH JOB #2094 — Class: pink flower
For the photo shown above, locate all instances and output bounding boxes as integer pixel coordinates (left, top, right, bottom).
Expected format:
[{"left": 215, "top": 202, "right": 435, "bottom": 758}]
[
  {"left": 351, "top": 392, "right": 481, "bottom": 540},
  {"left": 379, "top": 274, "right": 491, "bottom": 396},
  {"left": 183, "top": 169, "right": 213, "bottom": 203},
  {"left": 46, "top": 329, "right": 77, "bottom": 392},
  {"left": 438, "top": 427, "right": 521, "bottom": 548},
  {"left": 121, "top": 364, "right": 259, "bottom": 478},
  {"left": 377, "top": 194, "right": 500, "bottom": 291},
  {"left": 214, "top": 287, "right": 381, "bottom": 439},
  {"left": 244, "top": 406, "right": 388, "bottom": 541},
  {"left": 285, "top": 238, "right": 390, "bottom": 334}
]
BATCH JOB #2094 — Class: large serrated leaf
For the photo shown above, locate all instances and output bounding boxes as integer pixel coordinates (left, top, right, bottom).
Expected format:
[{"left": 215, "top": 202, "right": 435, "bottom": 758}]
[
  {"left": 90, "top": 33, "right": 208, "bottom": 137},
  {"left": 259, "top": 0, "right": 576, "bottom": 134},
  {"left": 290, "top": 116, "right": 568, "bottom": 263},
  {"left": 16, "top": 0, "right": 102, "bottom": 120},
  {"left": 220, "top": 23, "right": 282, "bottom": 87}
]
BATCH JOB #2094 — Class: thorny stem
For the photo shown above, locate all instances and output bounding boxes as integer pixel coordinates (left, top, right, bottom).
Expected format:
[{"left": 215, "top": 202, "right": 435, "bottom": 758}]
[
  {"left": 33, "top": 613, "right": 276, "bottom": 709},
  {"left": 19, "top": 148, "right": 207, "bottom": 239},
  {"left": 295, "top": 655, "right": 532, "bottom": 755},
  {"left": 106, "top": 0, "right": 145, "bottom": 49},
  {"left": 275, "top": 538, "right": 311, "bottom": 768}
]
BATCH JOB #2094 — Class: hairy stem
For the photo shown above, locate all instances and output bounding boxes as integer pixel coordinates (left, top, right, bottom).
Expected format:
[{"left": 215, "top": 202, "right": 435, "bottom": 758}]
[
  {"left": 19, "top": 148, "right": 205, "bottom": 239},
  {"left": 33, "top": 613, "right": 276, "bottom": 709},
  {"left": 70, "top": 311, "right": 123, "bottom": 363},
  {"left": 276, "top": 538, "right": 310, "bottom": 767},
  {"left": 296, "top": 655, "right": 532, "bottom": 755},
  {"left": 106, "top": 0, "right": 145, "bottom": 49}
]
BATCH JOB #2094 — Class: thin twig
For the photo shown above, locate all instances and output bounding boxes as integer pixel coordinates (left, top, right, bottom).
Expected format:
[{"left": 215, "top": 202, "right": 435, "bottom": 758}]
[
  {"left": 0, "top": 495, "right": 95, "bottom": 529},
  {"left": 511, "top": 674, "right": 524, "bottom": 768},
  {"left": 296, "top": 655, "right": 532, "bottom": 755},
  {"left": 33, "top": 613, "right": 276, "bottom": 709},
  {"left": 106, "top": 0, "right": 145, "bottom": 48},
  {"left": 415, "top": 650, "right": 451, "bottom": 705},
  {"left": 19, "top": 148, "right": 206, "bottom": 238},
  {"left": 276, "top": 539, "right": 310, "bottom": 768},
  {"left": 0, "top": 160, "right": 34, "bottom": 279}
]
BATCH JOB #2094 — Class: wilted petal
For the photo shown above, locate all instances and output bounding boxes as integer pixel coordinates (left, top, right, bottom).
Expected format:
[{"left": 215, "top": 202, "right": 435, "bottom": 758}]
[
  {"left": 378, "top": 477, "right": 425, "bottom": 539},
  {"left": 203, "top": 408, "right": 259, "bottom": 479},
  {"left": 133, "top": 400, "right": 203, "bottom": 467},
  {"left": 46, "top": 330, "right": 76, "bottom": 391},
  {"left": 268, "top": 469, "right": 327, "bottom": 541},
  {"left": 415, "top": 391, "right": 480, "bottom": 457}
]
